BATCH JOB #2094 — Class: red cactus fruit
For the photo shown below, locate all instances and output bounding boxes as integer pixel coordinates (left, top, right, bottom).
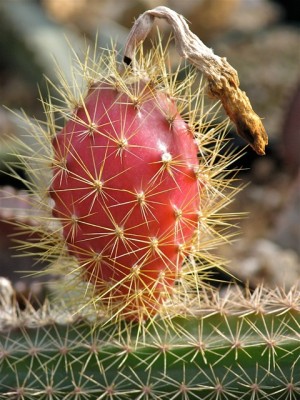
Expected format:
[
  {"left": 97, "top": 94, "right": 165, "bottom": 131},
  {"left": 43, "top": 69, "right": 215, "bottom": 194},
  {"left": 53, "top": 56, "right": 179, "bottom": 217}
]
[
  {"left": 50, "top": 78, "right": 201, "bottom": 319},
  {"left": 8, "top": 6, "right": 267, "bottom": 324}
]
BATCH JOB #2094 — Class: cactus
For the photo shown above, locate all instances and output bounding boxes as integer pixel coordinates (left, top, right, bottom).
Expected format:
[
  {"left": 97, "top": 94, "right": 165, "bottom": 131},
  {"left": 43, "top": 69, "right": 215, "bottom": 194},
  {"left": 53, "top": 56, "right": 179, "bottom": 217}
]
[
  {"left": 6, "top": 6, "right": 267, "bottom": 322},
  {"left": 1, "top": 281, "right": 300, "bottom": 399},
  {"left": 2, "top": 6, "right": 297, "bottom": 400}
]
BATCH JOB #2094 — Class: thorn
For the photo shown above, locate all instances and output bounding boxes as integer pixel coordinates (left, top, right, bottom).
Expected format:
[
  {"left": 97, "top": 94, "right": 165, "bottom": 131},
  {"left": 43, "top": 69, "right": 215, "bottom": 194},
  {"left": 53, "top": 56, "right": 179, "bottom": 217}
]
[
  {"left": 174, "top": 206, "right": 182, "bottom": 220},
  {"left": 116, "top": 137, "right": 129, "bottom": 156},
  {"left": 115, "top": 225, "right": 124, "bottom": 240},
  {"left": 93, "top": 252, "right": 103, "bottom": 263},
  {"left": 93, "top": 179, "right": 104, "bottom": 193},
  {"left": 162, "top": 152, "right": 172, "bottom": 164},
  {"left": 130, "top": 263, "right": 141, "bottom": 278},
  {"left": 149, "top": 237, "right": 159, "bottom": 253},
  {"left": 136, "top": 191, "right": 146, "bottom": 206},
  {"left": 87, "top": 122, "right": 98, "bottom": 137},
  {"left": 131, "top": 97, "right": 142, "bottom": 109}
]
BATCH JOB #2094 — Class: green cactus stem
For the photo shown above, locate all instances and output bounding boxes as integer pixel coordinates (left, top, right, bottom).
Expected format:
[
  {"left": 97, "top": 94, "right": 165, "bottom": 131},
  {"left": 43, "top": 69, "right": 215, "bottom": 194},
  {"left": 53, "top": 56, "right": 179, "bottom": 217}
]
[{"left": 1, "top": 283, "right": 299, "bottom": 399}]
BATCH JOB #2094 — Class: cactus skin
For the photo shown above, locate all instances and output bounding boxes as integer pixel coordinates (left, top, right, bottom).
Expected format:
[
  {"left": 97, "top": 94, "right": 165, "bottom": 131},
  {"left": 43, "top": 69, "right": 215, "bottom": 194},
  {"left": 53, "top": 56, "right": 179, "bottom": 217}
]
[
  {"left": 1, "top": 286, "right": 300, "bottom": 399},
  {"left": 50, "top": 79, "right": 200, "bottom": 319}
]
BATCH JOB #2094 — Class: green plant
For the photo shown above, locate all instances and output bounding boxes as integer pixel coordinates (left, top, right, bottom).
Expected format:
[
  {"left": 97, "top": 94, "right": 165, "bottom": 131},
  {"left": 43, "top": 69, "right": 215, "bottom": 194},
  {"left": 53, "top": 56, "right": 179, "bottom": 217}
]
[
  {"left": 1, "top": 281, "right": 299, "bottom": 399},
  {"left": 1, "top": 6, "right": 297, "bottom": 400}
]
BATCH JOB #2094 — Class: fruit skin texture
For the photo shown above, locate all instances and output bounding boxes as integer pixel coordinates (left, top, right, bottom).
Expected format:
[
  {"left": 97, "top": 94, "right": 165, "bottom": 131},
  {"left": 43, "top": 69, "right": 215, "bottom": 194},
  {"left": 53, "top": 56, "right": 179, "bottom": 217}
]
[{"left": 50, "top": 79, "right": 201, "bottom": 319}]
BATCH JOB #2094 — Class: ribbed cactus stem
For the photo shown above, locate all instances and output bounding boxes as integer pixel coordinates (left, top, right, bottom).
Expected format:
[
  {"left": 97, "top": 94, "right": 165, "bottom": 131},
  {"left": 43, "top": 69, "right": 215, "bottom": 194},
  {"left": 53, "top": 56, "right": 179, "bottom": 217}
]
[{"left": 1, "top": 284, "right": 299, "bottom": 398}]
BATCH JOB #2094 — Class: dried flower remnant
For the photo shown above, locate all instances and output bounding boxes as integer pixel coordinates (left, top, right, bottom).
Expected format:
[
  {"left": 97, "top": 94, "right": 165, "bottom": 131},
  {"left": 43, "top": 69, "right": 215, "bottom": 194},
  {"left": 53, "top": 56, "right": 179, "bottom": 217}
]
[{"left": 124, "top": 6, "right": 268, "bottom": 155}]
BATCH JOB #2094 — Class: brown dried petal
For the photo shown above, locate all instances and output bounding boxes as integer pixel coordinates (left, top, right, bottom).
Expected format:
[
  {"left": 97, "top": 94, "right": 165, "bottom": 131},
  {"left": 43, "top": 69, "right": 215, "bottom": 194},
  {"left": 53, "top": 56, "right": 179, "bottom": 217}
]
[{"left": 124, "top": 6, "right": 268, "bottom": 155}]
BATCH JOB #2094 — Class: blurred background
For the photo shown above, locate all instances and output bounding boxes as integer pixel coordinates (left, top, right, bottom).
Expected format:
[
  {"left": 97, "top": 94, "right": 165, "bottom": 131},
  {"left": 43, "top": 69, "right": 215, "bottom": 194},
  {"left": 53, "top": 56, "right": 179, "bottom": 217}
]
[{"left": 0, "top": 0, "right": 299, "bottom": 303}]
